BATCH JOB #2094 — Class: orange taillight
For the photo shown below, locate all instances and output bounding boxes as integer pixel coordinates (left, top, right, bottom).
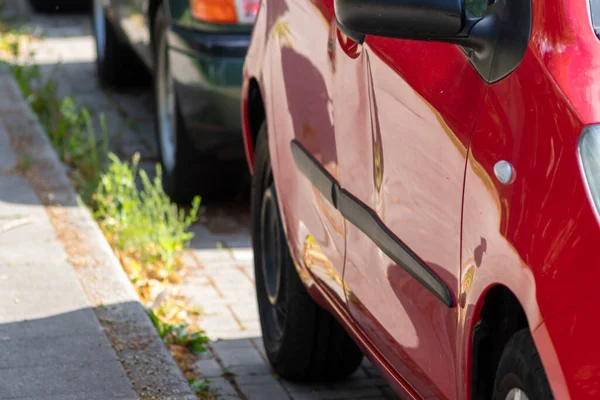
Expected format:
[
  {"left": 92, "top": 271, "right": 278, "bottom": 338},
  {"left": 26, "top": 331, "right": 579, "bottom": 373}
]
[{"left": 191, "top": 0, "right": 238, "bottom": 23}]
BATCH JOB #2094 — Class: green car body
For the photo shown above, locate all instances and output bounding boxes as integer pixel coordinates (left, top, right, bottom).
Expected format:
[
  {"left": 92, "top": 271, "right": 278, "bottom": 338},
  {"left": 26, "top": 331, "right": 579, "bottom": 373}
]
[{"left": 100, "top": 0, "right": 251, "bottom": 159}]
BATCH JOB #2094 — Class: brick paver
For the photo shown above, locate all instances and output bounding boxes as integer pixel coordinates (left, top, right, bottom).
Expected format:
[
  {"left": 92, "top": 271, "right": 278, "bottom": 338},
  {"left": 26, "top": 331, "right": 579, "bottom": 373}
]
[{"left": 19, "top": 10, "right": 400, "bottom": 400}]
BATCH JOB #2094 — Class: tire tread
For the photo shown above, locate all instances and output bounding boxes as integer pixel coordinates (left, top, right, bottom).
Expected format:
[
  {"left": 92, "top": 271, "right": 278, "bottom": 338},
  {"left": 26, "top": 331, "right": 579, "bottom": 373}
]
[
  {"left": 492, "top": 329, "right": 554, "bottom": 400},
  {"left": 152, "top": 7, "right": 246, "bottom": 204},
  {"left": 93, "top": 2, "right": 147, "bottom": 88},
  {"left": 252, "top": 124, "right": 363, "bottom": 382}
]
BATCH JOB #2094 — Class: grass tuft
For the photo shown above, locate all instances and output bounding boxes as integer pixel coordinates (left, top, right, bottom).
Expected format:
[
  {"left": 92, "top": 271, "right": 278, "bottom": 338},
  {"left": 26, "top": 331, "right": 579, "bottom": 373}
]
[
  {"left": 189, "top": 379, "right": 219, "bottom": 399},
  {"left": 94, "top": 153, "right": 201, "bottom": 272},
  {"left": 147, "top": 308, "right": 209, "bottom": 354},
  {"left": 9, "top": 46, "right": 108, "bottom": 202}
]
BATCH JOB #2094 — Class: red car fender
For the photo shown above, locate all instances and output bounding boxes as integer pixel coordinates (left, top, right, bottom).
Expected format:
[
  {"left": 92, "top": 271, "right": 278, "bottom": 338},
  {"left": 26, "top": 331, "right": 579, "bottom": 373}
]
[{"left": 241, "top": 0, "right": 270, "bottom": 174}]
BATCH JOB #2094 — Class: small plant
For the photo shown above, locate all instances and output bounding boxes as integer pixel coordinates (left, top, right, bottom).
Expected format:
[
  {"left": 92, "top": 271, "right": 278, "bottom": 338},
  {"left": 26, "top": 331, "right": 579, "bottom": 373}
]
[
  {"left": 189, "top": 379, "right": 216, "bottom": 398},
  {"left": 6, "top": 40, "right": 109, "bottom": 201},
  {"left": 11, "top": 61, "right": 41, "bottom": 99},
  {"left": 148, "top": 308, "right": 209, "bottom": 354},
  {"left": 0, "top": 27, "right": 30, "bottom": 59},
  {"left": 56, "top": 99, "right": 109, "bottom": 201},
  {"left": 94, "top": 153, "right": 201, "bottom": 272},
  {"left": 165, "top": 325, "right": 210, "bottom": 353},
  {"left": 16, "top": 154, "right": 31, "bottom": 172}
]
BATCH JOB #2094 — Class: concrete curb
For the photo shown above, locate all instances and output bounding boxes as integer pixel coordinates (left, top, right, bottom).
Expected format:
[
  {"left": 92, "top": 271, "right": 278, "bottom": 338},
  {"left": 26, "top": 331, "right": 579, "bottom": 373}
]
[{"left": 0, "top": 65, "right": 196, "bottom": 398}]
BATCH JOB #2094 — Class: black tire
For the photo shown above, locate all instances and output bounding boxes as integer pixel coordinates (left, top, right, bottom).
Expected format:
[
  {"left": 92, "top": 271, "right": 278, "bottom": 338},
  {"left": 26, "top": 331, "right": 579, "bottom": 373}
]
[
  {"left": 29, "top": 0, "right": 90, "bottom": 13},
  {"left": 153, "top": 7, "right": 243, "bottom": 203},
  {"left": 252, "top": 123, "right": 363, "bottom": 381},
  {"left": 492, "top": 329, "right": 554, "bottom": 400},
  {"left": 152, "top": 7, "right": 197, "bottom": 204},
  {"left": 92, "top": 0, "right": 146, "bottom": 88}
]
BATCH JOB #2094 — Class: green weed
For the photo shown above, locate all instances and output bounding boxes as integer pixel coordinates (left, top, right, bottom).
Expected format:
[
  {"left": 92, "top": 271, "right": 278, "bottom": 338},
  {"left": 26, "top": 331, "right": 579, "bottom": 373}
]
[
  {"left": 94, "top": 153, "right": 201, "bottom": 272},
  {"left": 0, "top": 28, "right": 25, "bottom": 58},
  {"left": 56, "top": 99, "right": 109, "bottom": 201},
  {"left": 16, "top": 154, "right": 31, "bottom": 172},
  {"left": 189, "top": 379, "right": 216, "bottom": 398},
  {"left": 147, "top": 308, "right": 209, "bottom": 354},
  {"left": 9, "top": 58, "right": 108, "bottom": 202}
]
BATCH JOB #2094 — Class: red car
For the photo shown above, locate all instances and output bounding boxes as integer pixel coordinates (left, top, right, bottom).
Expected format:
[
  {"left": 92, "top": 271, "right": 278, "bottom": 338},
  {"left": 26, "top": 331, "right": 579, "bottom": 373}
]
[{"left": 240, "top": 0, "right": 600, "bottom": 398}]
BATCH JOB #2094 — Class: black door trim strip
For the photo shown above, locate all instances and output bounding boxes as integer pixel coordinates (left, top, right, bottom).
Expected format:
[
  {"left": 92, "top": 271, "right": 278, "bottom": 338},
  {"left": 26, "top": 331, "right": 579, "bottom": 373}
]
[
  {"left": 290, "top": 139, "right": 339, "bottom": 207},
  {"left": 290, "top": 140, "right": 454, "bottom": 307}
]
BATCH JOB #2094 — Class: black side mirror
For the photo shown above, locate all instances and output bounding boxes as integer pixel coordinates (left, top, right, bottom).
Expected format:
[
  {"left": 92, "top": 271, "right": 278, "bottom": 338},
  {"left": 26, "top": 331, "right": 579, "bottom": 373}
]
[
  {"left": 335, "top": 0, "right": 465, "bottom": 40},
  {"left": 334, "top": 0, "right": 532, "bottom": 84}
]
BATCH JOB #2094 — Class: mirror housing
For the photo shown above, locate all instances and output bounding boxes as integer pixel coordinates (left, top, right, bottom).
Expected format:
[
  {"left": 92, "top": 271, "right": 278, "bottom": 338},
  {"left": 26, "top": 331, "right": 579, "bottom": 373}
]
[
  {"left": 334, "top": 0, "right": 532, "bottom": 84},
  {"left": 335, "top": 0, "right": 465, "bottom": 40}
]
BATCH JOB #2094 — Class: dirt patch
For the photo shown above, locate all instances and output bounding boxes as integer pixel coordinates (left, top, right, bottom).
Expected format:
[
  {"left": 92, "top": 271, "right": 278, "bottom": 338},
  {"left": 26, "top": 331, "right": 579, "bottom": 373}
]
[{"left": 46, "top": 206, "right": 94, "bottom": 267}]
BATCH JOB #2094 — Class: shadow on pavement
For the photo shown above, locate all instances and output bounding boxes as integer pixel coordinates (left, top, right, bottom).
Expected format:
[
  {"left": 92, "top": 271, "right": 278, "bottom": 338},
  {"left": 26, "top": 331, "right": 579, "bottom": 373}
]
[
  {"left": 0, "top": 300, "right": 194, "bottom": 399},
  {"left": 0, "top": 305, "right": 133, "bottom": 399}
]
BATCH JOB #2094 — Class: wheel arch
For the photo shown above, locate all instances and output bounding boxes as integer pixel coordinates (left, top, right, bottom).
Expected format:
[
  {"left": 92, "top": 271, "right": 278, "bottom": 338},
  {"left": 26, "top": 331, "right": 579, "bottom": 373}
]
[
  {"left": 471, "top": 285, "right": 530, "bottom": 400},
  {"left": 242, "top": 76, "right": 266, "bottom": 174}
]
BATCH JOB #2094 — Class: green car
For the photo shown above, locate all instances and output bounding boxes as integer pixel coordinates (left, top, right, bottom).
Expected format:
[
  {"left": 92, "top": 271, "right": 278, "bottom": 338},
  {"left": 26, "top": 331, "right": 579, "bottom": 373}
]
[{"left": 92, "top": 0, "right": 258, "bottom": 202}]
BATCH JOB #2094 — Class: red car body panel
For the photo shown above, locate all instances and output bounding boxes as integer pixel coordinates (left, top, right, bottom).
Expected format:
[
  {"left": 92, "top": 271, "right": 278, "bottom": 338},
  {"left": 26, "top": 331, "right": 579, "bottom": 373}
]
[
  {"left": 340, "top": 37, "right": 487, "bottom": 398},
  {"left": 241, "top": 0, "right": 600, "bottom": 398}
]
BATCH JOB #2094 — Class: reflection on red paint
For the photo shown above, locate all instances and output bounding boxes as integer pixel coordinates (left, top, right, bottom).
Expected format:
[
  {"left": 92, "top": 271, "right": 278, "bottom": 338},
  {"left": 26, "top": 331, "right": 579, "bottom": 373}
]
[{"left": 240, "top": 0, "right": 600, "bottom": 398}]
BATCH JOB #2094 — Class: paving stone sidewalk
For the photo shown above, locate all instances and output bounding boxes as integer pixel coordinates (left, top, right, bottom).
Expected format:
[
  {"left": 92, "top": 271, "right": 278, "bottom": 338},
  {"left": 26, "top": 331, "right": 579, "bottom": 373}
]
[
  {"left": 9, "top": 7, "right": 400, "bottom": 400},
  {"left": 182, "top": 226, "right": 398, "bottom": 400}
]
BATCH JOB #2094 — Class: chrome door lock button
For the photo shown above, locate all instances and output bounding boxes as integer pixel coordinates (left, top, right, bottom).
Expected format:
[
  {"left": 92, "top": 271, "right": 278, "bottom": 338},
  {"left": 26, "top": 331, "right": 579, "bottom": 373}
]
[{"left": 494, "top": 160, "right": 514, "bottom": 185}]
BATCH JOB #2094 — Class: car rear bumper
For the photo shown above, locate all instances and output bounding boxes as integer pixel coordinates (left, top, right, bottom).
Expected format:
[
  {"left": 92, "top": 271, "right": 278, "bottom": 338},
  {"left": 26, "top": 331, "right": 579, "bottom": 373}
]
[{"left": 167, "top": 24, "right": 249, "bottom": 159}]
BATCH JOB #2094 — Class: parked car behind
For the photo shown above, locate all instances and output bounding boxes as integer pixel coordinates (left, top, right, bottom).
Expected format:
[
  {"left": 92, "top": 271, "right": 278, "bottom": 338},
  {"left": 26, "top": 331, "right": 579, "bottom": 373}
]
[
  {"left": 241, "top": 0, "right": 600, "bottom": 399},
  {"left": 92, "top": 0, "right": 258, "bottom": 202}
]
